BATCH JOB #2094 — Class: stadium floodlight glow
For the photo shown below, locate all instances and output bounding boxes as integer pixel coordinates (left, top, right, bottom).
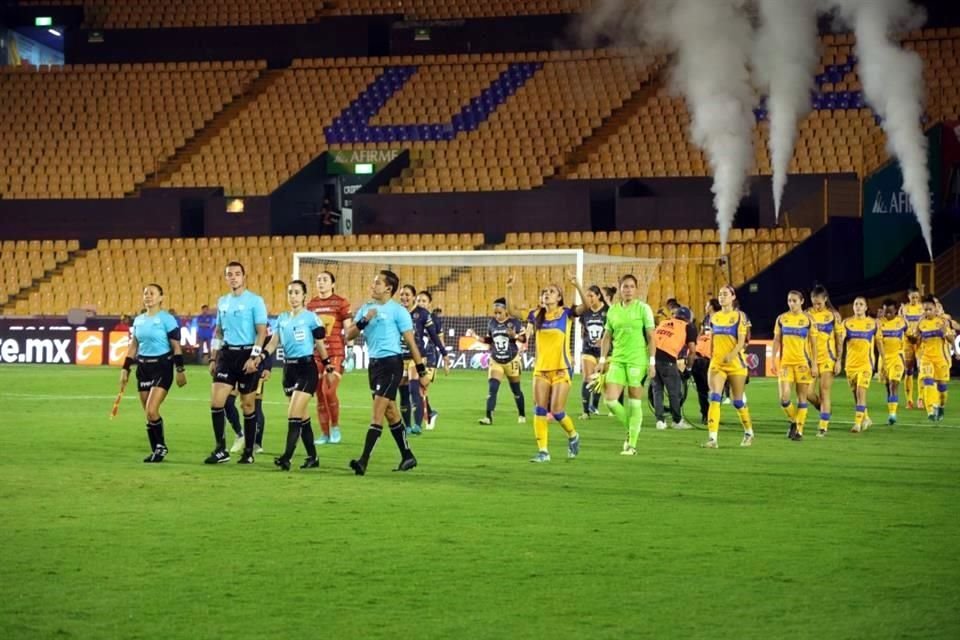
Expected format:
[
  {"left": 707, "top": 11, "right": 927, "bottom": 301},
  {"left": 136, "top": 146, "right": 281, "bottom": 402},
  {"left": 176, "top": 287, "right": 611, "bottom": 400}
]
[
  {"left": 354, "top": 163, "right": 374, "bottom": 174},
  {"left": 34, "top": 17, "right": 53, "bottom": 27},
  {"left": 48, "top": 29, "right": 62, "bottom": 37}
]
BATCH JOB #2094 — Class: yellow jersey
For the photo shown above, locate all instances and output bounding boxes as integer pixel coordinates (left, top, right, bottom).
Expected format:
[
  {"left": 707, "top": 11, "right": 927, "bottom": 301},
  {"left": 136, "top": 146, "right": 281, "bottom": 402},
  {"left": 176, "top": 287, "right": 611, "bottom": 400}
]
[
  {"left": 774, "top": 311, "right": 814, "bottom": 367},
  {"left": 809, "top": 308, "right": 841, "bottom": 363},
  {"left": 530, "top": 306, "right": 574, "bottom": 374},
  {"left": 902, "top": 303, "right": 924, "bottom": 329},
  {"left": 709, "top": 309, "right": 749, "bottom": 365},
  {"left": 916, "top": 316, "right": 951, "bottom": 364},
  {"left": 878, "top": 316, "right": 907, "bottom": 362},
  {"left": 842, "top": 316, "right": 878, "bottom": 371}
]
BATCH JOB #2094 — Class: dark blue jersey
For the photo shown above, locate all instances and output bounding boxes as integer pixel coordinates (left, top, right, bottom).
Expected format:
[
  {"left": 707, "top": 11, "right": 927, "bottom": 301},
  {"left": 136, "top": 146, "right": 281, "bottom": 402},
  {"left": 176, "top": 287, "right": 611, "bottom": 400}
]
[
  {"left": 401, "top": 306, "right": 444, "bottom": 361},
  {"left": 580, "top": 304, "right": 609, "bottom": 355},
  {"left": 488, "top": 317, "right": 522, "bottom": 364}
]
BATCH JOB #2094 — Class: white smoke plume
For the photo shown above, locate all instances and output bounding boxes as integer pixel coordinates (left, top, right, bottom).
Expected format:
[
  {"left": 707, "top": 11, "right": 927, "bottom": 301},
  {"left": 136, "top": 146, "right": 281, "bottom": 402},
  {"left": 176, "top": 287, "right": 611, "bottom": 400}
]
[
  {"left": 645, "top": 0, "right": 757, "bottom": 252},
  {"left": 753, "top": 0, "right": 820, "bottom": 222},
  {"left": 827, "top": 0, "right": 932, "bottom": 257}
]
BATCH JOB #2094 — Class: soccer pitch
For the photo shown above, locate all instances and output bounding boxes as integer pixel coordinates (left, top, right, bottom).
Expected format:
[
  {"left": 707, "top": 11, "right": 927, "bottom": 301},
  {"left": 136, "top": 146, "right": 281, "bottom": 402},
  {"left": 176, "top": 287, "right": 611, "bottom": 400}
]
[{"left": 1, "top": 365, "right": 958, "bottom": 639}]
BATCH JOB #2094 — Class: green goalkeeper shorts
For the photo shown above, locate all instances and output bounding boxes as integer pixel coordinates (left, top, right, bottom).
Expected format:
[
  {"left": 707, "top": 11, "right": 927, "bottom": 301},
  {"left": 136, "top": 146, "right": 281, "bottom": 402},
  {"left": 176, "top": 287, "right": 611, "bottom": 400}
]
[{"left": 606, "top": 361, "right": 647, "bottom": 388}]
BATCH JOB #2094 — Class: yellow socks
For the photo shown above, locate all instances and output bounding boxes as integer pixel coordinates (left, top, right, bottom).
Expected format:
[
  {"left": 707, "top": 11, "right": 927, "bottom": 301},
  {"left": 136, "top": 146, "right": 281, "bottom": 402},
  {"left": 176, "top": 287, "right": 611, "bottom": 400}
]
[
  {"left": 796, "top": 402, "right": 808, "bottom": 435},
  {"left": 707, "top": 393, "right": 722, "bottom": 439},
  {"left": 854, "top": 405, "right": 865, "bottom": 430},
  {"left": 733, "top": 399, "right": 752, "bottom": 434},
  {"left": 905, "top": 376, "right": 914, "bottom": 404},
  {"left": 781, "top": 400, "right": 796, "bottom": 422},
  {"left": 557, "top": 413, "right": 577, "bottom": 438},
  {"left": 534, "top": 410, "right": 549, "bottom": 451}
]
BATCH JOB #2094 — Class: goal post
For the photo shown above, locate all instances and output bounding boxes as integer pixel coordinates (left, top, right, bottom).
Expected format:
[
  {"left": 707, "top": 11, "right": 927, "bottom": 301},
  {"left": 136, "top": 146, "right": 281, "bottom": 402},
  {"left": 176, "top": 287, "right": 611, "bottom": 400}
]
[{"left": 292, "top": 249, "right": 719, "bottom": 373}]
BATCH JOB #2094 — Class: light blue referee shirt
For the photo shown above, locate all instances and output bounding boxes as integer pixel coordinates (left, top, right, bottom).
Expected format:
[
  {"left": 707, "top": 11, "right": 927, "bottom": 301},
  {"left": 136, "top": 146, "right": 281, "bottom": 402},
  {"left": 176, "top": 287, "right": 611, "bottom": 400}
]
[
  {"left": 277, "top": 309, "right": 320, "bottom": 359},
  {"left": 354, "top": 299, "right": 413, "bottom": 359},
  {"left": 133, "top": 310, "right": 179, "bottom": 357},
  {"left": 217, "top": 290, "right": 268, "bottom": 346}
]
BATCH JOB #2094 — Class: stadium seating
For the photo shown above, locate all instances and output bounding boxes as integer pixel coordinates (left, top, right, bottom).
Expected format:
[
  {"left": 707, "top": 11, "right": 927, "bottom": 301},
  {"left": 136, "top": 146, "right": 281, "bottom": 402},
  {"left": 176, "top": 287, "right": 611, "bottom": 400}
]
[
  {"left": 0, "top": 239, "right": 79, "bottom": 309},
  {"left": 2, "top": 28, "right": 954, "bottom": 200},
  {"left": 0, "top": 61, "right": 262, "bottom": 199},
  {"left": 6, "top": 230, "right": 809, "bottom": 319}
]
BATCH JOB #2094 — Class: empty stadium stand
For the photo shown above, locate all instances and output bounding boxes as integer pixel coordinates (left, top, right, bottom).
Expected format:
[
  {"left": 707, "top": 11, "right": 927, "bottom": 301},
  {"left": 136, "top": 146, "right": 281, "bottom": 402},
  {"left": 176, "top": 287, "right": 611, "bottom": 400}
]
[
  {"left": 3, "top": 230, "right": 810, "bottom": 319},
  {"left": 1, "top": 28, "right": 955, "bottom": 199}
]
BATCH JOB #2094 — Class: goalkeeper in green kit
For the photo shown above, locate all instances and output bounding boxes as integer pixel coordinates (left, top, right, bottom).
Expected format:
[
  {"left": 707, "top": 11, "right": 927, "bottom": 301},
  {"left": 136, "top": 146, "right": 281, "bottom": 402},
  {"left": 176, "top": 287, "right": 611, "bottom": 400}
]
[{"left": 596, "top": 274, "right": 657, "bottom": 455}]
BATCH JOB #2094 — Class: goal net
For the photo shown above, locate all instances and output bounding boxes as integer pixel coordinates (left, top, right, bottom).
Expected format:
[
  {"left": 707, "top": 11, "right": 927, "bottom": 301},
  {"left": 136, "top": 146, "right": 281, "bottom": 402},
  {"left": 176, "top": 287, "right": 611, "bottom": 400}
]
[{"left": 293, "top": 250, "right": 725, "bottom": 373}]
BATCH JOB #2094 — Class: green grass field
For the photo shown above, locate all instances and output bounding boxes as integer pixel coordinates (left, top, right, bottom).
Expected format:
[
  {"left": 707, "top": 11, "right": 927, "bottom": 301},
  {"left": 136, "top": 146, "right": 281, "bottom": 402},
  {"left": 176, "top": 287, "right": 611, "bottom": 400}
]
[{"left": 1, "top": 365, "right": 958, "bottom": 639}]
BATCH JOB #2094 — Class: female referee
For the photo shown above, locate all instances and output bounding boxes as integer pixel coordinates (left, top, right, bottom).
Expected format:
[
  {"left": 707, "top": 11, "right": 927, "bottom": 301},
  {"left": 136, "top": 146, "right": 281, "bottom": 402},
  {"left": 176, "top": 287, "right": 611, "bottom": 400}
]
[
  {"left": 259, "top": 280, "right": 334, "bottom": 471},
  {"left": 120, "top": 284, "right": 187, "bottom": 462}
]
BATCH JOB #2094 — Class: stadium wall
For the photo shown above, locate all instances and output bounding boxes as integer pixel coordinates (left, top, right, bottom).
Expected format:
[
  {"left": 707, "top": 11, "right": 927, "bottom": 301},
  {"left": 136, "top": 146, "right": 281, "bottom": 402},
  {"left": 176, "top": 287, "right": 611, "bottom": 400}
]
[
  {"left": 61, "top": 18, "right": 384, "bottom": 66},
  {"left": 389, "top": 15, "right": 577, "bottom": 56}
]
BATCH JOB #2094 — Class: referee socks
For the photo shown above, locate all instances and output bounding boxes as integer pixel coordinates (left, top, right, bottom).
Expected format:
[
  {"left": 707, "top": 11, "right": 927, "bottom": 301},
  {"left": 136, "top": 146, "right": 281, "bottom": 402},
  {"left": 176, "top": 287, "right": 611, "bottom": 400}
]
[
  {"left": 359, "top": 424, "right": 383, "bottom": 464},
  {"left": 389, "top": 420, "right": 413, "bottom": 457},
  {"left": 210, "top": 407, "right": 227, "bottom": 450}
]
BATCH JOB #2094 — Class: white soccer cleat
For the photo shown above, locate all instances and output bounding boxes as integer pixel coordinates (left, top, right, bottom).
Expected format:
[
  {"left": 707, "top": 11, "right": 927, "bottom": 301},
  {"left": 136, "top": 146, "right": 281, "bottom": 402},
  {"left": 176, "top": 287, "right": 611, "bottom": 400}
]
[
  {"left": 477, "top": 417, "right": 492, "bottom": 425},
  {"left": 517, "top": 416, "right": 526, "bottom": 424},
  {"left": 254, "top": 445, "right": 264, "bottom": 455},
  {"left": 655, "top": 420, "right": 668, "bottom": 431},
  {"left": 229, "top": 435, "right": 245, "bottom": 453},
  {"left": 862, "top": 416, "right": 872, "bottom": 431},
  {"left": 850, "top": 425, "right": 861, "bottom": 433},
  {"left": 701, "top": 438, "right": 719, "bottom": 449},
  {"left": 672, "top": 419, "right": 693, "bottom": 430},
  {"left": 740, "top": 433, "right": 754, "bottom": 447},
  {"left": 620, "top": 446, "right": 638, "bottom": 456}
]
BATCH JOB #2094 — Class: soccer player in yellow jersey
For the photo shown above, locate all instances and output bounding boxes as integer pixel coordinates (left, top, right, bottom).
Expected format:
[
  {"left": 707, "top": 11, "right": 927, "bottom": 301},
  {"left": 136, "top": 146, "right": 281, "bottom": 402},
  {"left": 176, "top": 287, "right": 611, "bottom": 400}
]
[
  {"left": 878, "top": 299, "right": 907, "bottom": 424},
  {"left": 841, "top": 297, "right": 878, "bottom": 433},
  {"left": 505, "top": 275, "right": 580, "bottom": 462},
  {"left": 702, "top": 285, "right": 753, "bottom": 448},
  {"left": 806, "top": 285, "right": 843, "bottom": 437},
  {"left": 772, "top": 291, "right": 817, "bottom": 440},
  {"left": 900, "top": 287, "right": 924, "bottom": 409},
  {"left": 914, "top": 295, "right": 955, "bottom": 421}
]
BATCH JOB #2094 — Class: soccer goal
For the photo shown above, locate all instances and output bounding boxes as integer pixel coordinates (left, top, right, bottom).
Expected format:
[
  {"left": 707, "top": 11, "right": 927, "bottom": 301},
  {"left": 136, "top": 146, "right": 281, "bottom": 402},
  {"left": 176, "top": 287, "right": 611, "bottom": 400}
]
[{"left": 293, "top": 249, "right": 724, "bottom": 372}]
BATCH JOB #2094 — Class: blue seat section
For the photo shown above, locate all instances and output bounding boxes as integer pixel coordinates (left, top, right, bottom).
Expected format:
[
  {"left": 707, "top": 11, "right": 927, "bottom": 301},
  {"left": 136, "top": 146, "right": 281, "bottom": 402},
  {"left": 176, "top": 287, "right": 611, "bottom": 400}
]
[
  {"left": 753, "top": 55, "right": 868, "bottom": 121},
  {"left": 325, "top": 62, "right": 542, "bottom": 144}
]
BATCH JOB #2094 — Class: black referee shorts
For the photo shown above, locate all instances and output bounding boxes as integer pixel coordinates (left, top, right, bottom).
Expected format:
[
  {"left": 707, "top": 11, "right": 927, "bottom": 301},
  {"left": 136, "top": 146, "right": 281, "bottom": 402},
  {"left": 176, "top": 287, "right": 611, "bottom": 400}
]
[
  {"left": 214, "top": 347, "right": 260, "bottom": 394},
  {"left": 282, "top": 358, "right": 319, "bottom": 397},
  {"left": 369, "top": 355, "right": 404, "bottom": 401},
  {"left": 137, "top": 355, "right": 173, "bottom": 392}
]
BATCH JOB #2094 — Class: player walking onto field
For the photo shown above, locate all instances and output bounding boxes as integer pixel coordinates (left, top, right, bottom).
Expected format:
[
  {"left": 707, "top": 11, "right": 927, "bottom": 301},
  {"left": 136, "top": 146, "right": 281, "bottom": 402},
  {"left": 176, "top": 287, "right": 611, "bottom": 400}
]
[
  {"left": 346, "top": 270, "right": 426, "bottom": 475},
  {"left": 772, "top": 290, "right": 817, "bottom": 441},
  {"left": 260, "top": 280, "right": 333, "bottom": 470},
  {"left": 306, "top": 271, "right": 352, "bottom": 445},
  {"left": 478, "top": 297, "right": 527, "bottom": 425},
  {"left": 415, "top": 290, "right": 448, "bottom": 431},
  {"left": 842, "top": 297, "right": 878, "bottom": 434},
  {"left": 806, "top": 285, "right": 843, "bottom": 437},
  {"left": 878, "top": 299, "right": 908, "bottom": 424},
  {"left": 914, "top": 295, "right": 955, "bottom": 421},
  {"left": 702, "top": 285, "right": 754, "bottom": 448},
  {"left": 579, "top": 285, "right": 609, "bottom": 419},
  {"left": 901, "top": 287, "right": 924, "bottom": 409},
  {"left": 505, "top": 274, "right": 581, "bottom": 463},
  {"left": 120, "top": 284, "right": 187, "bottom": 462},
  {"left": 597, "top": 274, "right": 656, "bottom": 456},
  {"left": 205, "top": 262, "right": 268, "bottom": 465}
]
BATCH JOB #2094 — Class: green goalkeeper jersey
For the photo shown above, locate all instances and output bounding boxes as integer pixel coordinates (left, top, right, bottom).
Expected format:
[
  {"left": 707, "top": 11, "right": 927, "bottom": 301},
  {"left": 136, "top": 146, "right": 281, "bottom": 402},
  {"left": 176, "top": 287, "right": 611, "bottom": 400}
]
[{"left": 604, "top": 300, "right": 656, "bottom": 365}]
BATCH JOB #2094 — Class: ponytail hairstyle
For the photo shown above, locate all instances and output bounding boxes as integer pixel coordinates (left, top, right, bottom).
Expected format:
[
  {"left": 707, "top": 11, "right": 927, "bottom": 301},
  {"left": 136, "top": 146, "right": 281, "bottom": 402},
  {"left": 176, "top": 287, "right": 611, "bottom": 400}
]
[
  {"left": 535, "top": 284, "right": 565, "bottom": 331},
  {"left": 810, "top": 284, "right": 836, "bottom": 312},
  {"left": 588, "top": 284, "right": 605, "bottom": 305}
]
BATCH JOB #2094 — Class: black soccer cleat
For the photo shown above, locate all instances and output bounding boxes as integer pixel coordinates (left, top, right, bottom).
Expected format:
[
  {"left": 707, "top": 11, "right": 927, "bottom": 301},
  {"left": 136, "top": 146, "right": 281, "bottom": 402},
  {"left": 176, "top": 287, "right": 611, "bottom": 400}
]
[
  {"left": 786, "top": 423, "right": 797, "bottom": 439},
  {"left": 143, "top": 445, "right": 168, "bottom": 463},
  {"left": 204, "top": 448, "right": 230, "bottom": 464},
  {"left": 349, "top": 459, "right": 366, "bottom": 476},
  {"left": 300, "top": 456, "right": 319, "bottom": 469},
  {"left": 395, "top": 456, "right": 418, "bottom": 472},
  {"left": 274, "top": 457, "right": 291, "bottom": 471},
  {"left": 789, "top": 431, "right": 804, "bottom": 442},
  {"left": 237, "top": 451, "right": 255, "bottom": 464}
]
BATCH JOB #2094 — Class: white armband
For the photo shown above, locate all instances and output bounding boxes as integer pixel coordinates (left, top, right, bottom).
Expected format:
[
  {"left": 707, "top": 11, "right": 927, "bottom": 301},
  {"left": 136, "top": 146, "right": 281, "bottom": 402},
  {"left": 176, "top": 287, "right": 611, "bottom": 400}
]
[
  {"left": 210, "top": 338, "right": 222, "bottom": 352},
  {"left": 250, "top": 345, "right": 263, "bottom": 357},
  {"left": 649, "top": 356, "right": 656, "bottom": 365}
]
